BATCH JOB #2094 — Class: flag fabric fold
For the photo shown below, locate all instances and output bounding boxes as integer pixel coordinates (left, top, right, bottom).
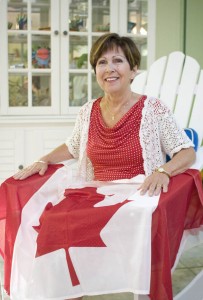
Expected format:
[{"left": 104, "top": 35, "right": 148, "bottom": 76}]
[{"left": 0, "top": 165, "right": 203, "bottom": 300}]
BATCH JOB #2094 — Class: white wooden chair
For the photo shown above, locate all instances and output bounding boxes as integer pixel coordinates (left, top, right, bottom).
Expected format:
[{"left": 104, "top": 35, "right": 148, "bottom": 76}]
[
  {"left": 131, "top": 51, "right": 203, "bottom": 171},
  {"left": 131, "top": 51, "right": 203, "bottom": 300}
]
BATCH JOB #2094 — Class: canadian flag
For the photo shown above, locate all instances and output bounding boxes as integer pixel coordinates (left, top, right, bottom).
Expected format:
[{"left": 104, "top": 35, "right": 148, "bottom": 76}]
[
  {"left": 0, "top": 165, "right": 203, "bottom": 300},
  {"left": 0, "top": 165, "right": 159, "bottom": 300}
]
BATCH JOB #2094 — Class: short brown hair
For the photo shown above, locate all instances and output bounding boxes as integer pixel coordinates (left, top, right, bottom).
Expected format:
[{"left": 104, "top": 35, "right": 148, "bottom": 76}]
[{"left": 90, "top": 33, "right": 141, "bottom": 73}]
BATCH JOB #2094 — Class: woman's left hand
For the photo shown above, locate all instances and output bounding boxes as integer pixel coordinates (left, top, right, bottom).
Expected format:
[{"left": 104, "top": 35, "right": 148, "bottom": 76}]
[{"left": 138, "top": 172, "right": 170, "bottom": 196}]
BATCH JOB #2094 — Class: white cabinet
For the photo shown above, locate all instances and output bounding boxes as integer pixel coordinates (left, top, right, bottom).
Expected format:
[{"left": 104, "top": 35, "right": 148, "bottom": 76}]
[
  {"left": 0, "top": 0, "right": 155, "bottom": 116},
  {"left": 0, "top": 120, "right": 75, "bottom": 184},
  {"left": 0, "top": 0, "right": 155, "bottom": 183}
]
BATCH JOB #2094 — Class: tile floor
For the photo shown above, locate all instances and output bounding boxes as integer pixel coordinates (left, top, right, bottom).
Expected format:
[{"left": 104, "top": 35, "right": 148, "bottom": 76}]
[{"left": 1, "top": 243, "right": 203, "bottom": 300}]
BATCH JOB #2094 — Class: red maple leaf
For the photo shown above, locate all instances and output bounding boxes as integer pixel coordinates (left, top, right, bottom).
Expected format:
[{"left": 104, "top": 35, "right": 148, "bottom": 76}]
[{"left": 33, "top": 187, "right": 130, "bottom": 286}]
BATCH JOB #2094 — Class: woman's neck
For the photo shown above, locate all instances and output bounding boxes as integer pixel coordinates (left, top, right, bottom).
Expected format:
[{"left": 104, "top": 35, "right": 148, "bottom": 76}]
[{"left": 103, "top": 90, "right": 133, "bottom": 108}]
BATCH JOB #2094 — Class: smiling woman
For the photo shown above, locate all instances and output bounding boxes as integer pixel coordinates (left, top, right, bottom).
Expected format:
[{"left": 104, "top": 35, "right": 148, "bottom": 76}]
[
  {"left": 13, "top": 33, "right": 195, "bottom": 201},
  {"left": 90, "top": 33, "right": 141, "bottom": 128},
  {"left": 0, "top": 33, "right": 197, "bottom": 300}
]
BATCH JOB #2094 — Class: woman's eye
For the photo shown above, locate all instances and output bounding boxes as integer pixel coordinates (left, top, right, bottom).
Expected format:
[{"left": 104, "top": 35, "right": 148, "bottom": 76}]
[
  {"left": 98, "top": 60, "right": 106, "bottom": 65},
  {"left": 96, "top": 57, "right": 124, "bottom": 67},
  {"left": 114, "top": 58, "right": 123, "bottom": 63}
]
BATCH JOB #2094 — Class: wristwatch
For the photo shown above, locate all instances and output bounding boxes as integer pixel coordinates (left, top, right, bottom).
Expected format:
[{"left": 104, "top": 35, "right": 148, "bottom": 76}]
[{"left": 155, "top": 167, "right": 171, "bottom": 178}]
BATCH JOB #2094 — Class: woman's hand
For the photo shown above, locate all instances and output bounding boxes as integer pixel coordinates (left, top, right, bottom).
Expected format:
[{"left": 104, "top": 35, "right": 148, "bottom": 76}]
[
  {"left": 138, "top": 147, "right": 196, "bottom": 196},
  {"left": 13, "top": 144, "right": 74, "bottom": 180},
  {"left": 13, "top": 161, "right": 48, "bottom": 180},
  {"left": 138, "top": 171, "right": 170, "bottom": 196}
]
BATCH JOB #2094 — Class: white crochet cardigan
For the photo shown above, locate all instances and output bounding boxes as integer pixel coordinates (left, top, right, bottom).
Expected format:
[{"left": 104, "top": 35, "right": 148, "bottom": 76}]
[{"left": 66, "top": 96, "right": 193, "bottom": 180}]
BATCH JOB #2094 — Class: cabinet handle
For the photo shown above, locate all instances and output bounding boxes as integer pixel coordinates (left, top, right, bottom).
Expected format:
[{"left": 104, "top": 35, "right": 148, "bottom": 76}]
[
  {"left": 54, "top": 30, "right": 59, "bottom": 35},
  {"left": 63, "top": 30, "right": 68, "bottom": 36},
  {"left": 18, "top": 164, "right": 24, "bottom": 170}
]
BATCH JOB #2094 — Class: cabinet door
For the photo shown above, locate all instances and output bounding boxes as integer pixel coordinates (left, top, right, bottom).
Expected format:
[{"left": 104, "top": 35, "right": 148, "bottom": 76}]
[
  {"left": 0, "top": 129, "right": 24, "bottom": 183},
  {"left": 1, "top": 0, "right": 60, "bottom": 115},
  {"left": 0, "top": 125, "right": 75, "bottom": 184},
  {"left": 60, "top": 0, "right": 112, "bottom": 115},
  {"left": 24, "top": 126, "right": 74, "bottom": 166}
]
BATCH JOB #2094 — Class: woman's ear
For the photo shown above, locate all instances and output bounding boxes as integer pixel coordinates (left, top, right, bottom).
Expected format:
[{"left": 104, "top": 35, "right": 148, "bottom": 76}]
[{"left": 131, "top": 66, "right": 138, "bottom": 80}]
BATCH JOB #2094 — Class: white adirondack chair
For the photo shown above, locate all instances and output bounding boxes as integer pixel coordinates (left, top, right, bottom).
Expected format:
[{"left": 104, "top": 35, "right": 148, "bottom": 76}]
[
  {"left": 131, "top": 51, "right": 203, "bottom": 171},
  {"left": 131, "top": 51, "right": 203, "bottom": 300}
]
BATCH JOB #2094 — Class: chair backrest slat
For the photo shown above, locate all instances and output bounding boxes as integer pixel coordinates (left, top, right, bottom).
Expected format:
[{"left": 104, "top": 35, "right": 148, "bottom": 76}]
[
  {"left": 189, "top": 70, "right": 203, "bottom": 145},
  {"left": 144, "top": 56, "right": 167, "bottom": 97},
  {"left": 131, "top": 70, "right": 147, "bottom": 94},
  {"left": 160, "top": 51, "right": 185, "bottom": 111},
  {"left": 174, "top": 55, "right": 200, "bottom": 128},
  {"left": 131, "top": 56, "right": 167, "bottom": 97}
]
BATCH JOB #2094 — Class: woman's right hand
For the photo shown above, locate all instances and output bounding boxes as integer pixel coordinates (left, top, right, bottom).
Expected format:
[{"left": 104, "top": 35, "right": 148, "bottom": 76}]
[{"left": 13, "top": 161, "right": 48, "bottom": 180}]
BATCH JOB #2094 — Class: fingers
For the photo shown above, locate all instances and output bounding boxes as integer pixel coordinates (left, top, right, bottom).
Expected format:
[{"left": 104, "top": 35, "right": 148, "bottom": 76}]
[
  {"left": 13, "top": 166, "right": 36, "bottom": 180},
  {"left": 13, "top": 162, "right": 48, "bottom": 180},
  {"left": 138, "top": 172, "right": 170, "bottom": 196},
  {"left": 162, "top": 183, "right": 168, "bottom": 193}
]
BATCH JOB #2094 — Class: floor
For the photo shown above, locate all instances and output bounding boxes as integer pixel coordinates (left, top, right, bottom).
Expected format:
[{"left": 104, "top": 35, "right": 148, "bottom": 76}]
[{"left": 1, "top": 243, "right": 203, "bottom": 300}]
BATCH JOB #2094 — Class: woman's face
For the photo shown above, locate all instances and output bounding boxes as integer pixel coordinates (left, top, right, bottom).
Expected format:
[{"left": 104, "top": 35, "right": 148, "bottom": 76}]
[{"left": 95, "top": 47, "right": 136, "bottom": 95}]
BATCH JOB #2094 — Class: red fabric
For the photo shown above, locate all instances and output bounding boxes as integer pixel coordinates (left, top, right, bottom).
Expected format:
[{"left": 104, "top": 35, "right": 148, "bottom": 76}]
[
  {"left": 0, "top": 164, "right": 63, "bottom": 294},
  {"left": 87, "top": 97, "right": 146, "bottom": 180},
  {"left": 150, "top": 169, "right": 203, "bottom": 300},
  {"left": 0, "top": 168, "right": 203, "bottom": 300}
]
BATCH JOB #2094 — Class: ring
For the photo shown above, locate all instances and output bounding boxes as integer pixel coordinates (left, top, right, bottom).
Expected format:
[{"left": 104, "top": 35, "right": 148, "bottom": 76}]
[{"left": 157, "top": 184, "right": 163, "bottom": 188}]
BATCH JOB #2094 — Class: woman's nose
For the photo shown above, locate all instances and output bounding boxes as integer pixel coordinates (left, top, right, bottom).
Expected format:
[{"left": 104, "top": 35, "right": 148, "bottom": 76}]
[{"left": 105, "top": 61, "right": 115, "bottom": 72}]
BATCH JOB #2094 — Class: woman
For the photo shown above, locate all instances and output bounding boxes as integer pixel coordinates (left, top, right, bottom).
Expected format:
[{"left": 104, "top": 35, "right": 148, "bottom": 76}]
[
  {"left": 11, "top": 33, "right": 196, "bottom": 300},
  {"left": 14, "top": 33, "right": 195, "bottom": 195}
]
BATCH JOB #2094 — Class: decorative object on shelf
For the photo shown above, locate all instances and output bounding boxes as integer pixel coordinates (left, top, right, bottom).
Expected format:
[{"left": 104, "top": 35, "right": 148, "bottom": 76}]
[
  {"left": 10, "top": 64, "right": 25, "bottom": 69},
  {"left": 16, "top": 14, "right": 27, "bottom": 30},
  {"left": 69, "top": 17, "right": 85, "bottom": 31},
  {"left": 96, "top": 23, "right": 110, "bottom": 32},
  {"left": 9, "top": 77, "right": 28, "bottom": 107},
  {"left": 7, "top": 22, "right": 13, "bottom": 29},
  {"left": 128, "top": 21, "right": 136, "bottom": 33},
  {"left": 77, "top": 53, "right": 88, "bottom": 69},
  {"left": 32, "top": 47, "right": 51, "bottom": 68}
]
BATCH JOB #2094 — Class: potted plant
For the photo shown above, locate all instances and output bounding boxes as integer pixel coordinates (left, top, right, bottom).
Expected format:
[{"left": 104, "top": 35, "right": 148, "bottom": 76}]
[{"left": 16, "top": 14, "right": 27, "bottom": 30}]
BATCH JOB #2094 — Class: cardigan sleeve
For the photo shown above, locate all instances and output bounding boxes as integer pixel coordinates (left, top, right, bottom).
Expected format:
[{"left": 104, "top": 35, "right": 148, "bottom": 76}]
[
  {"left": 65, "top": 99, "right": 96, "bottom": 180},
  {"left": 65, "top": 108, "right": 83, "bottom": 158},
  {"left": 140, "top": 97, "right": 194, "bottom": 176},
  {"left": 155, "top": 100, "right": 194, "bottom": 158}
]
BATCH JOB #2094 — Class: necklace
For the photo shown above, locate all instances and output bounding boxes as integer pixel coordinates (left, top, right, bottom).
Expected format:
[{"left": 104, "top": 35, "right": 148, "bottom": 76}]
[{"left": 105, "top": 92, "right": 133, "bottom": 121}]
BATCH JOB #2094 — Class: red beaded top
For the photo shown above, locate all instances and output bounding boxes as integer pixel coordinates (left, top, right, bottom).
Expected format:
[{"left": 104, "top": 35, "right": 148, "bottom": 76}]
[{"left": 87, "top": 96, "right": 146, "bottom": 181}]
